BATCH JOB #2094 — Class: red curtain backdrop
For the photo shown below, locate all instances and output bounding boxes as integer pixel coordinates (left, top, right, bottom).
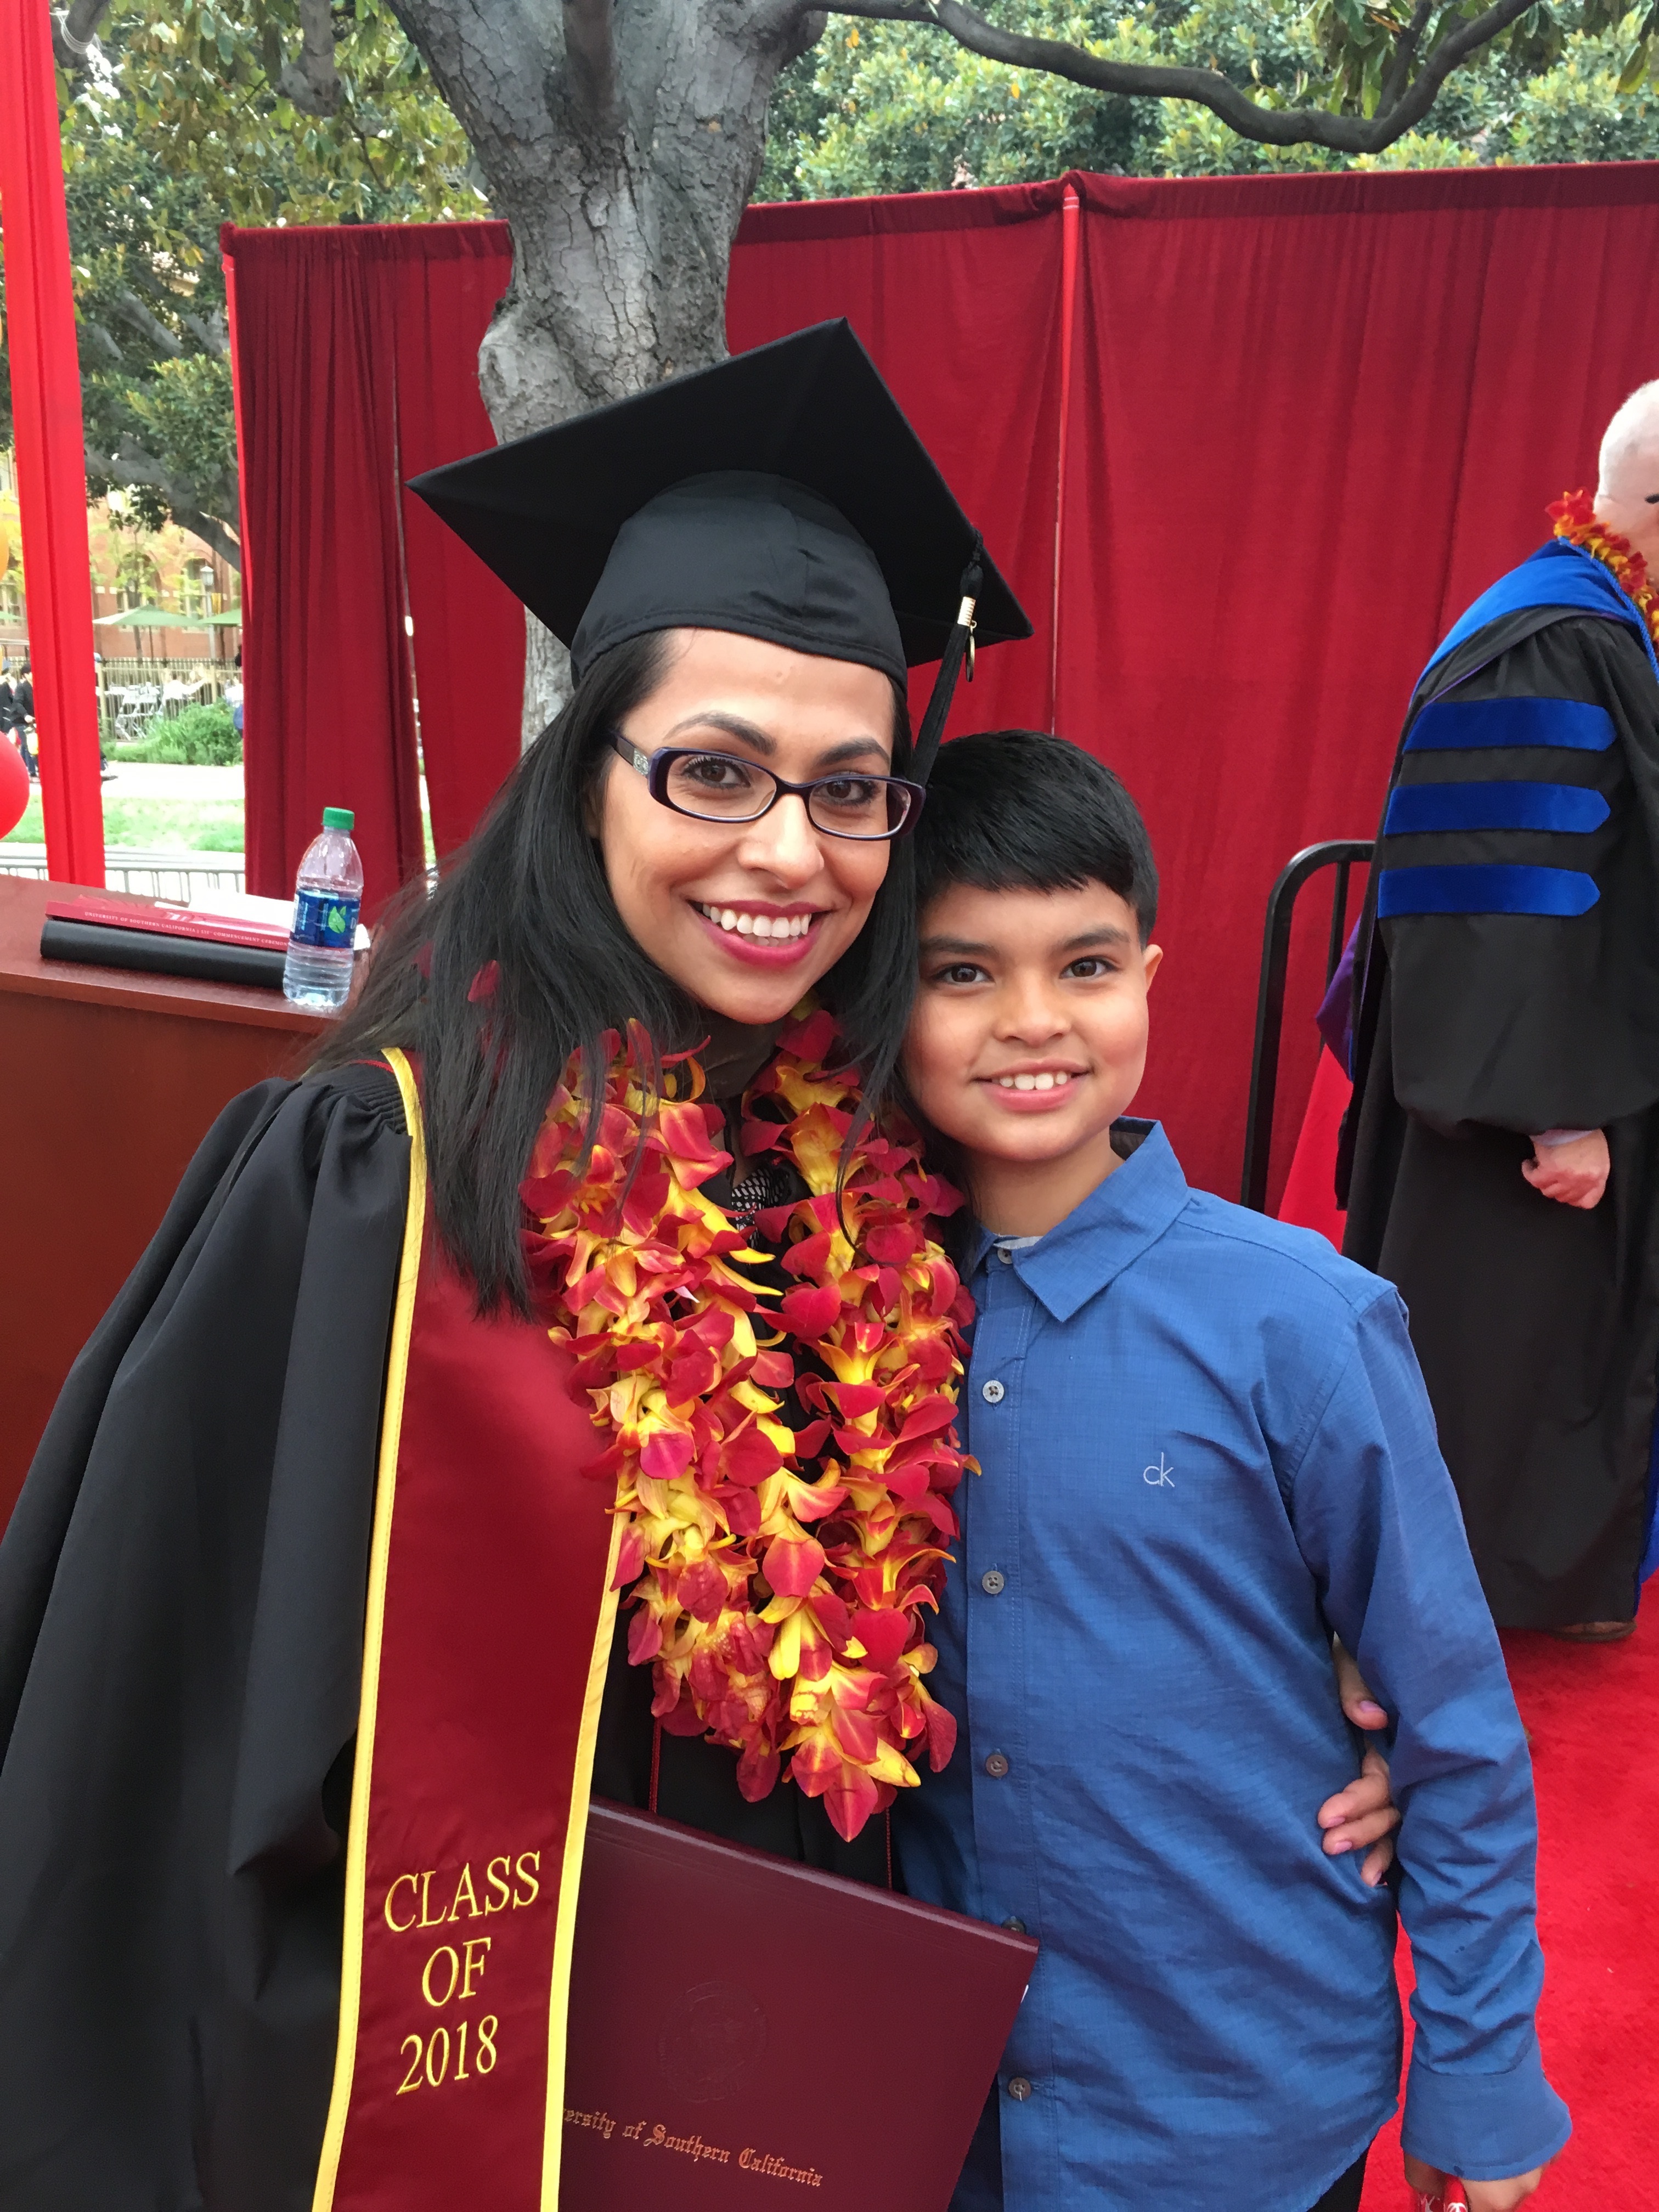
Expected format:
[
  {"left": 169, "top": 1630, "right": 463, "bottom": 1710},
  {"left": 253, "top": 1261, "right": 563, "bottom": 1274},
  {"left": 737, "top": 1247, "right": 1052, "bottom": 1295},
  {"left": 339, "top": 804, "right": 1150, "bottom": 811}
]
[
  {"left": 225, "top": 227, "right": 424, "bottom": 912},
  {"left": 1054, "top": 163, "right": 1659, "bottom": 1201},
  {"left": 383, "top": 227, "right": 521, "bottom": 857},
  {"left": 227, "top": 162, "right": 1659, "bottom": 1195},
  {"left": 223, "top": 222, "right": 519, "bottom": 907}
]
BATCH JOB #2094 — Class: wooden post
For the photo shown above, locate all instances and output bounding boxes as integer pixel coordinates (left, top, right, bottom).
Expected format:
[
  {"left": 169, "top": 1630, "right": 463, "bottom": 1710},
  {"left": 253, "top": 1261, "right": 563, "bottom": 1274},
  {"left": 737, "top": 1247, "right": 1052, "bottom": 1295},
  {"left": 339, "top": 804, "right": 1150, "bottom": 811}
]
[{"left": 1050, "top": 180, "right": 1081, "bottom": 733}]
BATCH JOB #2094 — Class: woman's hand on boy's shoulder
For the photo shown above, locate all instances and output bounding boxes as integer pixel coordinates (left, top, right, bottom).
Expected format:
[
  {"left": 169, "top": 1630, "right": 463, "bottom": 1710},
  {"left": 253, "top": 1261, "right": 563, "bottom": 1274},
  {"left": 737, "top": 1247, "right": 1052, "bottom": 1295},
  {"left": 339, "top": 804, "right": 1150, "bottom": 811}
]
[
  {"left": 1405, "top": 2152, "right": 1549, "bottom": 2209},
  {"left": 1317, "top": 1639, "right": 1401, "bottom": 1884}
]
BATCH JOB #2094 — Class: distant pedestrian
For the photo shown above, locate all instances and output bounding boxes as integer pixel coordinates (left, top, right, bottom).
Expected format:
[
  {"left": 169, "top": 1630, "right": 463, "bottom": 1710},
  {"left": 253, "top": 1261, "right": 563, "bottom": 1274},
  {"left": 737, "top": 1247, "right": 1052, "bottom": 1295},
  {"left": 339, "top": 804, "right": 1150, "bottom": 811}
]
[{"left": 14, "top": 664, "right": 36, "bottom": 781}]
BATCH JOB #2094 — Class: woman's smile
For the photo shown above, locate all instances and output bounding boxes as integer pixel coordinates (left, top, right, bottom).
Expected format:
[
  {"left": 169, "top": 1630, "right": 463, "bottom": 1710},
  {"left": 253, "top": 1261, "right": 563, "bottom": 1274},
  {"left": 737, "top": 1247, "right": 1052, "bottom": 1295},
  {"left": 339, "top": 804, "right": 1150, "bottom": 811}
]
[{"left": 691, "top": 899, "right": 825, "bottom": 966}]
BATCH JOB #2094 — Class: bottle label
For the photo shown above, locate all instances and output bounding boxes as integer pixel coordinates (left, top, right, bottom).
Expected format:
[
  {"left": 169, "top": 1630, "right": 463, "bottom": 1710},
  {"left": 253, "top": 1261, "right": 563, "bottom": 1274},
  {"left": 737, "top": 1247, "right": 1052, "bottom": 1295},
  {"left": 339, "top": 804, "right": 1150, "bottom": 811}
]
[{"left": 290, "top": 888, "right": 360, "bottom": 950}]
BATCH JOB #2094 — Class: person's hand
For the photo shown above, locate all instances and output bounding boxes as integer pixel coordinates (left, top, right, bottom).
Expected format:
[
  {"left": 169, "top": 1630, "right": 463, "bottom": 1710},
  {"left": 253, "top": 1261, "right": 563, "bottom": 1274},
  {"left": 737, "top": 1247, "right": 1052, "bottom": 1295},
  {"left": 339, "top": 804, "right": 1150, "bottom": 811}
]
[
  {"left": 1404, "top": 2151, "right": 1548, "bottom": 2209},
  {"left": 1318, "top": 1639, "right": 1399, "bottom": 1884},
  {"left": 1332, "top": 1635, "right": 1389, "bottom": 1733},
  {"left": 1522, "top": 1129, "right": 1608, "bottom": 1209}
]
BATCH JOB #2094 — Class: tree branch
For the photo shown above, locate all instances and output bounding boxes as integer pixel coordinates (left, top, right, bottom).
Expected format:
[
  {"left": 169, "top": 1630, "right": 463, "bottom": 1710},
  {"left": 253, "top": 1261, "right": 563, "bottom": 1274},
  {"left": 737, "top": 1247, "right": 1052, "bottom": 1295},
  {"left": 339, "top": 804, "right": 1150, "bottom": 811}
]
[
  {"left": 562, "top": 0, "right": 620, "bottom": 130},
  {"left": 822, "top": 0, "right": 1539, "bottom": 154},
  {"left": 86, "top": 441, "right": 241, "bottom": 572},
  {"left": 754, "top": 2, "right": 832, "bottom": 49},
  {"left": 1377, "top": 0, "right": 1437, "bottom": 119},
  {"left": 278, "top": 0, "right": 341, "bottom": 118},
  {"left": 169, "top": 509, "right": 242, "bottom": 574},
  {"left": 110, "top": 290, "right": 184, "bottom": 362},
  {"left": 84, "top": 440, "right": 185, "bottom": 500},
  {"left": 178, "top": 309, "right": 230, "bottom": 360},
  {"left": 78, "top": 320, "right": 126, "bottom": 370},
  {"left": 53, "top": 0, "right": 113, "bottom": 71}
]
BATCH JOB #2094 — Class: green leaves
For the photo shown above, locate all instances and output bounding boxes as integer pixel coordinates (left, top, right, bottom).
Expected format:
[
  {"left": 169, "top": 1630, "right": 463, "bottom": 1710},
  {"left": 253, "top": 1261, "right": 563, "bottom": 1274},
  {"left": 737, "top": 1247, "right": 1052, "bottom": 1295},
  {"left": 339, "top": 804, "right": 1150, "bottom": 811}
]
[
  {"left": 764, "top": 2, "right": 1659, "bottom": 195},
  {"left": 1611, "top": 0, "right": 1659, "bottom": 89},
  {"left": 95, "top": 0, "right": 485, "bottom": 227},
  {"left": 1616, "top": 33, "right": 1650, "bottom": 87},
  {"left": 127, "top": 358, "right": 236, "bottom": 504},
  {"left": 5, "top": 0, "right": 489, "bottom": 556}
]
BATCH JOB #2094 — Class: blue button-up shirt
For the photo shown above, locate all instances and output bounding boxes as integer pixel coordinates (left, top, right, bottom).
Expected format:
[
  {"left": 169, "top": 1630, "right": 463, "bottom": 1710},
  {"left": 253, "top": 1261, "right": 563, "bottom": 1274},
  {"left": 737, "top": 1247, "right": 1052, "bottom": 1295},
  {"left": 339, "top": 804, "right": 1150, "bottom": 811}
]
[{"left": 896, "top": 1123, "right": 1569, "bottom": 2211}]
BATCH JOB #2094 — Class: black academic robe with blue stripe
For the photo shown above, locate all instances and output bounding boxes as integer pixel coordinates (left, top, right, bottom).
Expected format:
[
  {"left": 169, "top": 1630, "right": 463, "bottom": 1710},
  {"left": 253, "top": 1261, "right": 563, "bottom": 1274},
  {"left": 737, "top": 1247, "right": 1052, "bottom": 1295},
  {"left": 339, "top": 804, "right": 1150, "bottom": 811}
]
[{"left": 1342, "top": 599, "right": 1659, "bottom": 1626}]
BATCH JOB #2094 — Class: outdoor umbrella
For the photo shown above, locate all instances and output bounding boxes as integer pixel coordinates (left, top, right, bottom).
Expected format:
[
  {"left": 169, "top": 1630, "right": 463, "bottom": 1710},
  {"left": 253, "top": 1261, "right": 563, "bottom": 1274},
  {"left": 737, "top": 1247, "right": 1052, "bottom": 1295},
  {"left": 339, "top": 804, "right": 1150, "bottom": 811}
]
[{"left": 93, "top": 605, "right": 194, "bottom": 667}]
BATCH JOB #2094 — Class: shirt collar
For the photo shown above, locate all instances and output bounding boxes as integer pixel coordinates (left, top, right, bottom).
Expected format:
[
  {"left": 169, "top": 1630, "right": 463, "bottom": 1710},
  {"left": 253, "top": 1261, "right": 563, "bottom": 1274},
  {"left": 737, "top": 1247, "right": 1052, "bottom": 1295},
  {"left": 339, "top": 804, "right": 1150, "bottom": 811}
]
[{"left": 966, "top": 1120, "right": 1191, "bottom": 1323}]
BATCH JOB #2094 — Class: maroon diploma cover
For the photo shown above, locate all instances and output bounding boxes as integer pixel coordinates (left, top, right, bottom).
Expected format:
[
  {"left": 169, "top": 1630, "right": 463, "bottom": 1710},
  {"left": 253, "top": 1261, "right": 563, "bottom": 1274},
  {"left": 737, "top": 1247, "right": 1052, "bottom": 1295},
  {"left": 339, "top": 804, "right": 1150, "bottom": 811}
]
[
  {"left": 309, "top": 1052, "right": 1032, "bottom": 2211},
  {"left": 563, "top": 1802, "right": 1039, "bottom": 2211}
]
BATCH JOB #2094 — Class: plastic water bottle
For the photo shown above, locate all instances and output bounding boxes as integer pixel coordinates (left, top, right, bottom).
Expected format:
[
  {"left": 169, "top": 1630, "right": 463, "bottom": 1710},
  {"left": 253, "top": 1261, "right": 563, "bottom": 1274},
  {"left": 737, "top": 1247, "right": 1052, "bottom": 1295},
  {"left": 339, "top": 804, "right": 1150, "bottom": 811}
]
[{"left": 283, "top": 806, "right": 363, "bottom": 1011}]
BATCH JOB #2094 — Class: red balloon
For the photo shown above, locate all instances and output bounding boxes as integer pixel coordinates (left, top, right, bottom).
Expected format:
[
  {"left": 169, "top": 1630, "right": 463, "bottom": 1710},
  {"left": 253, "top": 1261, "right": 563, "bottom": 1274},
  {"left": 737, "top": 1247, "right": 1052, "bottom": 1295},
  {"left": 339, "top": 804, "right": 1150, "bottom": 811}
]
[{"left": 0, "top": 733, "right": 30, "bottom": 840}]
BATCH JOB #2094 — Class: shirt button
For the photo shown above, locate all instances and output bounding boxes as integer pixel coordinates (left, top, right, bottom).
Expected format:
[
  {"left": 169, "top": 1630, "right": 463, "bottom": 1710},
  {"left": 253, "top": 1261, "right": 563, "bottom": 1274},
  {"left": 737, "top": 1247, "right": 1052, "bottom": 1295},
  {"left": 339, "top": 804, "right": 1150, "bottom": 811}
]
[
  {"left": 1007, "top": 2076, "right": 1033, "bottom": 2102},
  {"left": 997, "top": 1245, "right": 1013, "bottom": 1265},
  {"left": 984, "top": 1751, "right": 1011, "bottom": 1778},
  {"left": 1001, "top": 1915, "right": 1028, "bottom": 1935},
  {"left": 980, "top": 1568, "right": 1006, "bottom": 1595},
  {"left": 980, "top": 1379, "right": 1006, "bottom": 1404}
]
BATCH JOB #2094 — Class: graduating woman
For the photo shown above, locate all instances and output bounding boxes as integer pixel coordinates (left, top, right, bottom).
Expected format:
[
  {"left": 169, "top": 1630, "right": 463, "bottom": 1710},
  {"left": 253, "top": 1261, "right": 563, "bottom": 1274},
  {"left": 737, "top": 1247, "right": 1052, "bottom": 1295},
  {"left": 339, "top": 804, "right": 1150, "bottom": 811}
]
[{"left": 0, "top": 325, "right": 1396, "bottom": 2212}]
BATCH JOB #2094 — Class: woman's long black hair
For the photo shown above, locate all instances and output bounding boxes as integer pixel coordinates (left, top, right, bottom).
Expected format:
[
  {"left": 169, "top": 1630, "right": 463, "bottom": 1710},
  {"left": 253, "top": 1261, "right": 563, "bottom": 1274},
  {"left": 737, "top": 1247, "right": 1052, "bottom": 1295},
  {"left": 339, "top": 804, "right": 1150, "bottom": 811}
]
[{"left": 309, "top": 631, "right": 919, "bottom": 1313}]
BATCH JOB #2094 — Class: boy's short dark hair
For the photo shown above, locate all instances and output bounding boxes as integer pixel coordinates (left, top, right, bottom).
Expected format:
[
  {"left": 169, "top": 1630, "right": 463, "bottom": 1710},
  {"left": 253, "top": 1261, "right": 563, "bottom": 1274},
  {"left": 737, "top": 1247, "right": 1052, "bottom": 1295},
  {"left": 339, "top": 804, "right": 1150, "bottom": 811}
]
[{"left": 916, "top": 730, "right": 1158, "bottom": 941}]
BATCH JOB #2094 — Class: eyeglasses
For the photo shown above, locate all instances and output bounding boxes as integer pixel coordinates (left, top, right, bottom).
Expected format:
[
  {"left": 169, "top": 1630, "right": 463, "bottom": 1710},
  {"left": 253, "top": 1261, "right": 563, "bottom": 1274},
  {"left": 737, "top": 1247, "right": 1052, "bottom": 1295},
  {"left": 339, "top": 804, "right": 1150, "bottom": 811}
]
[{"left": 609, "top": 732, "right": 926, "bottom": 841}]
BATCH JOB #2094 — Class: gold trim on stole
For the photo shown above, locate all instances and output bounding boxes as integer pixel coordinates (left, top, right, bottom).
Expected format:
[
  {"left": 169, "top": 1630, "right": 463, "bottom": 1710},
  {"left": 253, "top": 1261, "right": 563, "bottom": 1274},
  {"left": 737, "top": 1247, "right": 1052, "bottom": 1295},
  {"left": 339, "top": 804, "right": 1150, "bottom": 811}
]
[
  {"left": 311, "top": 1046, "right": 427, "bottom": 2212},
  {"left": 540, "top": 1509, "right": 625, "bottom": 2209}
]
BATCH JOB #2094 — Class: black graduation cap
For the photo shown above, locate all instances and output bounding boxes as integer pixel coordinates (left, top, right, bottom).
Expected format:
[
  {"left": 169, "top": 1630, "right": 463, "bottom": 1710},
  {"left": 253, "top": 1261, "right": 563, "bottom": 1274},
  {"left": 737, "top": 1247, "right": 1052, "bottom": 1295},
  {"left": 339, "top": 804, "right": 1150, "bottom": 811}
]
[{"left": 406, "top": 319, "right": 1030, "bottom": 776}]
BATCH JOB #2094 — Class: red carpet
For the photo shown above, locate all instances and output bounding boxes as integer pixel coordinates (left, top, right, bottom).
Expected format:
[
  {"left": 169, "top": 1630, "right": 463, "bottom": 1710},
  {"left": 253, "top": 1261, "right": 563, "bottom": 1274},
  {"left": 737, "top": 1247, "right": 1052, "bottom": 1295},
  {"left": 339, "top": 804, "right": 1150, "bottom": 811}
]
[{"left": 1359, "top": 1610, "right": 1658, "bottom": 2208}]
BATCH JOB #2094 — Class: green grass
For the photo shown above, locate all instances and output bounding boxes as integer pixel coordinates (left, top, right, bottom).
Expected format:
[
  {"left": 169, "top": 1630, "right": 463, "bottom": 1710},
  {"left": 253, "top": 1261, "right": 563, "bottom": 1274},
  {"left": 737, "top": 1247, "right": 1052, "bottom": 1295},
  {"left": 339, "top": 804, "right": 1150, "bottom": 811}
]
[{"left": 3, "top": 796, "right": 247, "bottom": 851}]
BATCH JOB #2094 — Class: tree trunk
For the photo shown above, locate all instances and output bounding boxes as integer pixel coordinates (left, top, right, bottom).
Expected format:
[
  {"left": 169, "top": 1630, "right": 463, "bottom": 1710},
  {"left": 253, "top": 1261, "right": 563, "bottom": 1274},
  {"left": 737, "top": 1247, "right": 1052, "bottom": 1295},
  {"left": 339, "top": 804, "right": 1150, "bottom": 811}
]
[{"left": 390, "top": 0, "right": 826, "bottom": 743}]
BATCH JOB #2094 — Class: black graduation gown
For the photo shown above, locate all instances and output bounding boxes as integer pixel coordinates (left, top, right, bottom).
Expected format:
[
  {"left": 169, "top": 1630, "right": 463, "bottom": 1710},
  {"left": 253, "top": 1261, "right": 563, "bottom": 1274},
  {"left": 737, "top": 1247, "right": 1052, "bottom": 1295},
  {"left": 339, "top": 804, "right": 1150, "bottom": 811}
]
[
  {"left": 1342, "top": 610, "right": 1659, "bottom": 1627},
  {"left": 0, "top": 1060, "right": 879, "bottom": 2211}
]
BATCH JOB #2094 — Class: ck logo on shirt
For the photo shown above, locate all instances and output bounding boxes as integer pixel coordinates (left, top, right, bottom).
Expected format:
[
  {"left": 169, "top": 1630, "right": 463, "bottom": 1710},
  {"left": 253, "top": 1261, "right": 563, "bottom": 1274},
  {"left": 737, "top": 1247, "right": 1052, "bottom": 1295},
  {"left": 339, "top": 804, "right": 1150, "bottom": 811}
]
[{"left": 1142, "top": 1453, "right": 1176, "bottom": 1489}]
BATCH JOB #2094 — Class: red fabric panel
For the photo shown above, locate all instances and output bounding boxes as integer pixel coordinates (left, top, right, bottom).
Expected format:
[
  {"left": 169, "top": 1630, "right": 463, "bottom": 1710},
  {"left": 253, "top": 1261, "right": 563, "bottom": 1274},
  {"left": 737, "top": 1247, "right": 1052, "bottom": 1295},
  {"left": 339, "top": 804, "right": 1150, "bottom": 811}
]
[
  {"left": 224, "top": 227, "right": 425, "bottom": 913},
  {"left": 1059, "top": 163, "right": 1659, "bottom": 1200},
  {"left": 228, "top": 221, "right": 522, "bottom": 885},
  {"left": 386, "top": 227, "right": 522, "bottom": 862},
  {"left": 730, "top": 184, "right": 1065, "bottom": 746},
  {"left": 1276, "top": 1047, "right": 1350, "bottom": 1250},
  {"left": 0, "top": 0, "right": 104, "bottom": 885}
]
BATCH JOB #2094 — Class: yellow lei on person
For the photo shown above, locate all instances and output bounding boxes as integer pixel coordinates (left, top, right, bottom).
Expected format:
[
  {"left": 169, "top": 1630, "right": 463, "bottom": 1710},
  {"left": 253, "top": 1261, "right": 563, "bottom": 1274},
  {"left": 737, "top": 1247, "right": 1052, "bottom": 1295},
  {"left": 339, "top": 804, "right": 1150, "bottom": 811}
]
[
  {"left": 518, "top": 1005, "right": 971, "bottom": 1841},
  {"left": 1549, "top": 488, "right": 1659, "bottom": 651}
]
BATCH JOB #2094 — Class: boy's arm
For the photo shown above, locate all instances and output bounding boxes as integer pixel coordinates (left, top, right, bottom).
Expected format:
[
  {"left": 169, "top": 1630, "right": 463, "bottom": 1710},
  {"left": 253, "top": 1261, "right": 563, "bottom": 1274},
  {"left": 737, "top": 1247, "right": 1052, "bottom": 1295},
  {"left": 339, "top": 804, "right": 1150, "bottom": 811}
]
[{"left": 1286, "top": 1289, "right": 1571, "bottom": 2186}]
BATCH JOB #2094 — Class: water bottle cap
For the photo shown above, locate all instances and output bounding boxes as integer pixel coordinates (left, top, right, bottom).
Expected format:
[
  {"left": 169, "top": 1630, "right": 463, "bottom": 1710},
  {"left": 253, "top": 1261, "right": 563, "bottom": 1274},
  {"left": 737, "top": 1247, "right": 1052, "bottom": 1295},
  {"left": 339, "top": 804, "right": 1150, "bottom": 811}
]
[{"left": 321, "top": 806, "right": 355, "bottom": 833}]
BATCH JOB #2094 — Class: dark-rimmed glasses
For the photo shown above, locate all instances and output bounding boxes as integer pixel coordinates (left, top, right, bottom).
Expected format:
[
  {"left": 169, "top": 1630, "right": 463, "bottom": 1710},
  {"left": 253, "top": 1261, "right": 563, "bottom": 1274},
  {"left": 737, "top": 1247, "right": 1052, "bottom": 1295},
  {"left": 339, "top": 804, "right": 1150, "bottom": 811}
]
[{"left": 609, "top": 732, "right": 926, "bottom": 842}]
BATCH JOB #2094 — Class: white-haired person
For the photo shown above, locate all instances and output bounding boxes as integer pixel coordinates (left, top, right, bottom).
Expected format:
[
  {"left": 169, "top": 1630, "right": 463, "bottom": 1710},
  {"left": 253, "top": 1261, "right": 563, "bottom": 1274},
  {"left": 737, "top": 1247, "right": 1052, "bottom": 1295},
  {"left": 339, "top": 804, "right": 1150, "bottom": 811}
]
[{"left": 1343, "top": 381, "right": 1659, "bottom": 1639}]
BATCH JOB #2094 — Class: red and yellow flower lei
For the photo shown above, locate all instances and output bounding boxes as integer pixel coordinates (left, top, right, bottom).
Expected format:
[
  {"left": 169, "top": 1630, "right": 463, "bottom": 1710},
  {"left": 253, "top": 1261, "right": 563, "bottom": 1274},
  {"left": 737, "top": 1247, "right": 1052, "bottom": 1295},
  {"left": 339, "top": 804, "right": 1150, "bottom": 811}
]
[
  {"left": 1549, "top": 487, "right": 1659, "bottom": 651},
  {"left": 519, "top": 1005, "right": 972, "bottom": 1841}
]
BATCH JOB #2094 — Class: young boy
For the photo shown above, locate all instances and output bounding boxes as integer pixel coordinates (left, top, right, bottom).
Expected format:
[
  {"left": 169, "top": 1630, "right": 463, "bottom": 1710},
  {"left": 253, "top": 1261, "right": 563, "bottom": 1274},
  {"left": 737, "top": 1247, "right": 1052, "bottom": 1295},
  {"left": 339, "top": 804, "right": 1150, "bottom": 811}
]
[{"left": 894, "top": 732, "right": 1569, "bottom": 2212}]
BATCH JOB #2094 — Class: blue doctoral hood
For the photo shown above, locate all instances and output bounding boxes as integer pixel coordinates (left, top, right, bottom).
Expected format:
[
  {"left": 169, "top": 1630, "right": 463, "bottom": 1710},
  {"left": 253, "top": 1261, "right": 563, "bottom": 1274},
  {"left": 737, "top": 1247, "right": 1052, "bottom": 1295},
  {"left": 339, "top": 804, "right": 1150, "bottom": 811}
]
[{"left": 1423, "top": 534, "right": 1659, "bottom": 685}]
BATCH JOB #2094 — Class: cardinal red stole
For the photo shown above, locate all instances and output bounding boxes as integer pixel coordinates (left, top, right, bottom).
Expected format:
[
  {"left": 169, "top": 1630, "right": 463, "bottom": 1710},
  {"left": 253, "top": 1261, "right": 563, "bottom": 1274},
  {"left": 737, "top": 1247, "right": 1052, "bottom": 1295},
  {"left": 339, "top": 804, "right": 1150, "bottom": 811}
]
[{"left": 312, "top": 1048, "right": 622, "bottom": 2211}]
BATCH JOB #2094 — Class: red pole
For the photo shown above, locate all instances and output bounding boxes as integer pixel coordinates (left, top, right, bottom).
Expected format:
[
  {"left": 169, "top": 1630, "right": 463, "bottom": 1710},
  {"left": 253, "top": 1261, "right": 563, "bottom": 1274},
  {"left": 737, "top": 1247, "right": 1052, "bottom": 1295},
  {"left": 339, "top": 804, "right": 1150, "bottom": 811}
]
[
  {"left": 1050, "top": 181, "right": 1081, "bottom": 733},
  {"left": 221, "top": 233, "right": 254, "bottom": 617},
  {"left": 0, "top": 0, "right": 104, "bottom": 884}
]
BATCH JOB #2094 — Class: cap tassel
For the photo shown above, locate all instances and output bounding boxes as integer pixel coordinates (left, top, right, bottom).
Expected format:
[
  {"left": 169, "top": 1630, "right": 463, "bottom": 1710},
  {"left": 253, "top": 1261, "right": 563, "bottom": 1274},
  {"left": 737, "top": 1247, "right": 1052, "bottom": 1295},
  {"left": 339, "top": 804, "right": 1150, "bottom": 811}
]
[{"left": 911, "top": 538, "right": 984, "bottom": 783}]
